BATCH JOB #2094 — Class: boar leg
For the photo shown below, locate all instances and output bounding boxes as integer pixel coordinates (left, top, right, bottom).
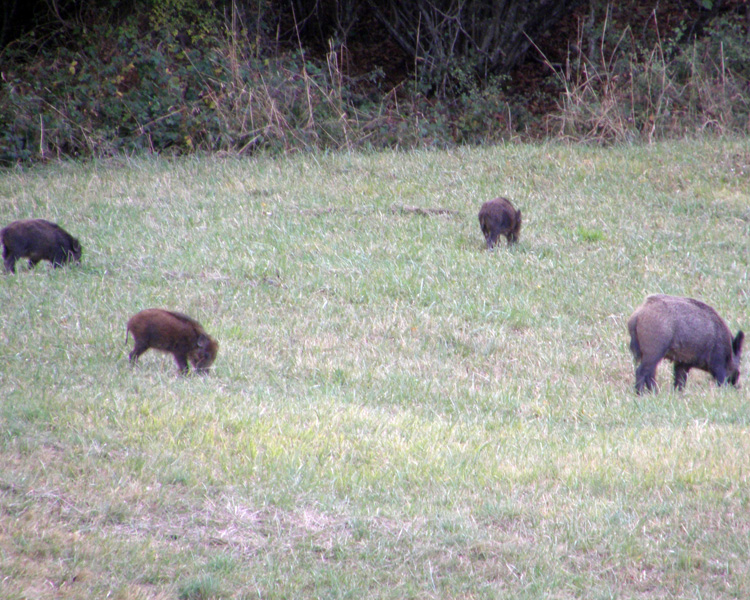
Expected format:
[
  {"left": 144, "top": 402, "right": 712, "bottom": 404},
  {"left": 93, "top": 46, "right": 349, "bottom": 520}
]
[
  {"left": 51, "top": 250, "right": 70, "bottom": 267},
  {"left": 673, "top": 363, "right": 691, "bottom": 390},
  {"left": 635, "top": 361, "right": 658, "bottom": 394},
  {"left": 3, "top": 255, "right": 16, "bottom": 273},
  {"left": 129, "top": 341, "right": 150, "bottom": 365},
  {"left": 2, "top": 244, "right": 18, "bottom": 272},
  {"left": 710, "top": 364, "right": 727, "bottom": 387},
  {"left": 480, "top": 221, "right": 497, "bottom": 250},
  {"left": 173, "top": 354, "right": 190, "bottom": 375}
]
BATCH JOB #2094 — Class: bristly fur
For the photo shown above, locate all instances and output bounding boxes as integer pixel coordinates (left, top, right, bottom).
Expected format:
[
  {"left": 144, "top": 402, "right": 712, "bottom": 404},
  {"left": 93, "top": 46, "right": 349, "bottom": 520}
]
[
  {"left": 478, "top": 197, "right": 522, "bottom": 249},
  {"left": 126, "top": 308, "right": 219, "bottom": 375},
  {"left": 627, "top": 294, "right": 743, "bottom": 394},
  {"left": 2, "top": 219, "right": 82, "bottom": 273}
]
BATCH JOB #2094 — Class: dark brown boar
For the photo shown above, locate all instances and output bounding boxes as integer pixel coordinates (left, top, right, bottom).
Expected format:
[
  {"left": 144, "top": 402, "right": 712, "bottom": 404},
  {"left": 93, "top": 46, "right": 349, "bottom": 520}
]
[
  {"left": 2, "top": 219, "right": 82, "bottom": 273},
  {"left": 478, "top": 197, "right": 522, "bottom": 249},
  {"left": 627, "top": 294, "right": 743, "bottom": 394},
  {"left": 126, "top": 309, "right": 219, "bottom": 375}
]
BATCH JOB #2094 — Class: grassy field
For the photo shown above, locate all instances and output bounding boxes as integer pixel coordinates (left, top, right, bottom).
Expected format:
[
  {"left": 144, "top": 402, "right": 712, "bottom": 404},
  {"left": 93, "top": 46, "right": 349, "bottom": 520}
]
[{"left": 1, "top": 139, "right": 749, "bottom": 599}]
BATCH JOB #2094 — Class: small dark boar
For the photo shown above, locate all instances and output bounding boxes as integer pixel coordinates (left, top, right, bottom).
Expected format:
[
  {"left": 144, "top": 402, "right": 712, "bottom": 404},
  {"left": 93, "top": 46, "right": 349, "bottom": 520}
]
[
  {"left": 627, "top": 294, "right": 744, "bottom": 394},
  {"left": 2, "top": 219, "right": 82, "bottom": 273},
  {"left": 126, "top": 309, "right": 219, "bottom": 375},
  {"left": 478, "top": 197, "right": 522, "bottom": 249}
]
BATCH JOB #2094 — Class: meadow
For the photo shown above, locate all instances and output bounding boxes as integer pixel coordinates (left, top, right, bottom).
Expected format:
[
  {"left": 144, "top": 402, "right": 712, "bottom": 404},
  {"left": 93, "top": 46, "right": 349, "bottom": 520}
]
[{"left": 1, "top": 138, "right": 749, "bottom": 599}]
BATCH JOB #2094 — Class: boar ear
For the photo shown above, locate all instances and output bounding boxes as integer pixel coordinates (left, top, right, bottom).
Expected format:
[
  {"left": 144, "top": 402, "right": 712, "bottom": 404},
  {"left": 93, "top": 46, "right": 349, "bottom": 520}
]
[
  {"left": 197, "top": 333, "right": 209, "bottom": 348},
  {"left": 733, "top": 330, "right": 744, "bottom": 356}
]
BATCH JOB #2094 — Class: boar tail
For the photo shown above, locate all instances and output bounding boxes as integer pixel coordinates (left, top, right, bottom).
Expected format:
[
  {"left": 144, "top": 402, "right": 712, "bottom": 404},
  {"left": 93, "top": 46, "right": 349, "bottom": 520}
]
[
  {"left": 628, "top": 316, "right": 642, "bottom": 362},
  {"left": 629, "top": 334, "right": 641, "bottom": 362},
  {"left": 125, "top": 327, "right": 130, "bottom": 346}
]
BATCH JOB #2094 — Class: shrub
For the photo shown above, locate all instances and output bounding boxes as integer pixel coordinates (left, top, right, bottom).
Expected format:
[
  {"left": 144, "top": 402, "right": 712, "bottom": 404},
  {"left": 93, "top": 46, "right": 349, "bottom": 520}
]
[
  {"left": 0, "top": 7, "right": 388, "bottom": 163},
  {"left": 543, "top": 7, "right": 750, "bottom": 144},
  {"left": 1, "top": 1, "right": 748, "bottom": 162}
]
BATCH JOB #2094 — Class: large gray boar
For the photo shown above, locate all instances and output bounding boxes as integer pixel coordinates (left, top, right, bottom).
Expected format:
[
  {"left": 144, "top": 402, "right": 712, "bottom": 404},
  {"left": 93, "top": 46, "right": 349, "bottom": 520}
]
[
  {"left": 2, "top": 219, "right": 82, "bottom": 273},
  {"left": 478, "top": 197, "right": 522, "bottom": 249},
  {"left": 627, "top": 294, "right": 743, "bottom": 394},
  {"left": 126, "top": 309, "right": 219, "bottom": 375}
]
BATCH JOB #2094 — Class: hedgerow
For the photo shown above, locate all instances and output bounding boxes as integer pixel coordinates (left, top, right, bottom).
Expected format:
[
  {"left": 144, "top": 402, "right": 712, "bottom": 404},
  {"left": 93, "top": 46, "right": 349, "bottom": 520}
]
[{"left": 1, "top": 1, "right": 748, "bottom": 164}]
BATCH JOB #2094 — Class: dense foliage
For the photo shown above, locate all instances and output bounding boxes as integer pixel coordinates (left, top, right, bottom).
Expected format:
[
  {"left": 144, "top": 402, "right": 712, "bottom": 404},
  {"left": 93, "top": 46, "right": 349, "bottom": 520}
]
[{"left": 0, "top": 0, "right": 748, "bottom": 163}]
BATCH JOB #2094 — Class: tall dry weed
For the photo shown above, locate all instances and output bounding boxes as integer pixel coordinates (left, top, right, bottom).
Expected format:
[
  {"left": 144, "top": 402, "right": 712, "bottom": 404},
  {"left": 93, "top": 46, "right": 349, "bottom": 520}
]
[{"left": 536, "top": 5, "right": 750, "bottom": 144}]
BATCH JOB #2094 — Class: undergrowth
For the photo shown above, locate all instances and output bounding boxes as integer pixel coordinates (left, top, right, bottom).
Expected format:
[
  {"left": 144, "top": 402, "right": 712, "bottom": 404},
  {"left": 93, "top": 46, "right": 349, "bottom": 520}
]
[
  {"left": 541, "top": 5, "right": 750, "bottom": 143},
  {"left": 0, "top": 2, "right": 748, "bottom": 163}
]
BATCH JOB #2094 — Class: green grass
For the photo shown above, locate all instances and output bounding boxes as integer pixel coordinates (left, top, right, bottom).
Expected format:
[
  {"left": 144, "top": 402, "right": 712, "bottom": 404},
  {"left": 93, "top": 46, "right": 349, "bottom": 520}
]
[{"left": 1, "top": 139, "right": 749, "bottom": 599}]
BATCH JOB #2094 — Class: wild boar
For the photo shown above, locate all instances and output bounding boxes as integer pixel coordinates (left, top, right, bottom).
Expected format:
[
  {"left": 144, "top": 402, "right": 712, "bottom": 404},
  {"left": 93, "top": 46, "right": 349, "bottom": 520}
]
[
  {"left": 627, "top": 294, "right": 743, "bottom": 394},
  {"left": 126, "top": 309, "right": 219, "bottom": 375},
  {"left": 478, "top": 197, "right": 522, "bottom": 249},
  {"left": 2, "top": 219, "right": 82, "bottom": 273}
]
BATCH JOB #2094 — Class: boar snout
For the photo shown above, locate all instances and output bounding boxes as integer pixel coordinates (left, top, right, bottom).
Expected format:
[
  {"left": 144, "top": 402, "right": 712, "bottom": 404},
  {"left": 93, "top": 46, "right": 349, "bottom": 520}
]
[{"left": 191, "top": 333, "right": 218, "bottom": 374}]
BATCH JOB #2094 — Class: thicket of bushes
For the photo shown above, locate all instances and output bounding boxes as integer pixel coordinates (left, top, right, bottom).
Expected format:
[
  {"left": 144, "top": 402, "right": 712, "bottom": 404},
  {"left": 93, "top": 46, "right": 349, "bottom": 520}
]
[
  {"left": 0, "top": 1, "right": 748, "bottom": 164},
  {"left": 549, "top": 4, "right": 750, "bottom": 143}
]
